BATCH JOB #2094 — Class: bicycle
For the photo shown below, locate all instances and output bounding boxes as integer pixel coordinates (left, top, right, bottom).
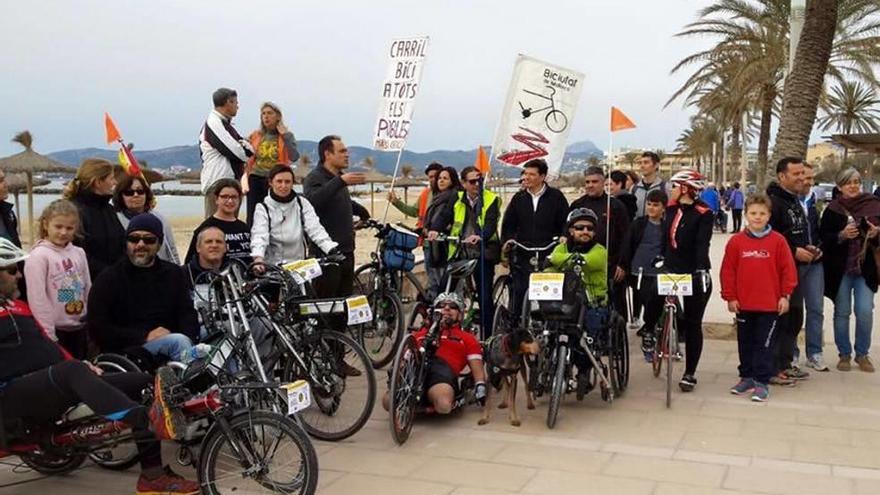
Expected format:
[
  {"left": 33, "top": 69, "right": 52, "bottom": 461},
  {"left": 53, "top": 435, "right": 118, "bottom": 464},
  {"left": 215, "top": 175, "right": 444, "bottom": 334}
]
[
  {"left": 517, "top": 85, "right": 569, "bottom": 133},
  {"left": 492, "top": 238, "right": 560, "bottom": 332},
  {"left": 352, "top": 219, "right": 417, "bottom": 368}
]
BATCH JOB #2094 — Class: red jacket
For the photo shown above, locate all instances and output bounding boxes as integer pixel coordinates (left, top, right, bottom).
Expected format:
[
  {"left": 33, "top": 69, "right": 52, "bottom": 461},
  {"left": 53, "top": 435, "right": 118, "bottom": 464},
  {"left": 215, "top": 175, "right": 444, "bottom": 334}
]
[{"left": 720, "top": 230, "right": 797, "bottom": 312}]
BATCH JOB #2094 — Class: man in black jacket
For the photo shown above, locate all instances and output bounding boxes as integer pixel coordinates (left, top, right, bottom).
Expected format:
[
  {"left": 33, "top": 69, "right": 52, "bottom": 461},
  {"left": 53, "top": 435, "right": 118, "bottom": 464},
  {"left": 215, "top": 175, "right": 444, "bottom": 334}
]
[
  {"left": 570, "top": 166, "right": 630, "bottom": 313},
  {"left": 500, "top": 159, "right": 568, "bottom": 321},
  {"left": 303, "top": 135, "right": 370, "bottom": 302},
  {"left": 89, "top": 214, "right": 199, "bottom": 361},
  {"left": 0, "top": 170, "right": 21, "bottom": 247},
  {"left": 767, "top": 157, "right": 813, "bottom": 382}
]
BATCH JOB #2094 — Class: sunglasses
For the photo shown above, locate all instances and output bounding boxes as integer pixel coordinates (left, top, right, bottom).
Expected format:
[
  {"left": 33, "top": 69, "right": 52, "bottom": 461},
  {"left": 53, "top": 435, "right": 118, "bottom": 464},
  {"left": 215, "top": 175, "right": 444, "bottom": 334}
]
[
  {"left": 122, "top": 189, "right": 146, "bottom": 197},
  {"left": 571, "top": 225, "right": 595, "bottom": 232},
  {"left": 126, "top": 235, "right": 159, "bottom": 245},
  {"left": 466, "top": 178, "right": 481, "bottom": 185},
  {"left": 438, "top": 303, "right": 460, "bottom": 310},
  {"left": 2, "top": 265, "right": 19, "bottom": 275}
]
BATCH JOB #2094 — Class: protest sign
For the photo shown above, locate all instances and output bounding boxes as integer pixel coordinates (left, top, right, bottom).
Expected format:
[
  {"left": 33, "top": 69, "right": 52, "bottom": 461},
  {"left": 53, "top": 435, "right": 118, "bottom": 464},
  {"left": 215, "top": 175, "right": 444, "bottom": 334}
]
[
  {"left": 373, "top": 36, "right": 430, "bottom": 151},
  {"left": 491, "top": 54, "right": 584, "bottom": 177}
]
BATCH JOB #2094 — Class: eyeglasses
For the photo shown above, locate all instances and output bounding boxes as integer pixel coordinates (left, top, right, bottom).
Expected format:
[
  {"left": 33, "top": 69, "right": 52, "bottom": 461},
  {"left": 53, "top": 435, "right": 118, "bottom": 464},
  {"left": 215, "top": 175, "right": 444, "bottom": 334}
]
[
  {"left": 2, "top": 265, "right": 19, "bottom": 275},
  {"left": 122, "top": 189, "right": 146, "bottom": 197},
  {"left": 571, "top": 225, "right": 595, "bottom": 232},
  {"left": 218, "top": 194, "right": 240, "bottom": 202},
  {"left": 126, "top": 235, "right": 159, "bottom": 245},
  {"left": 466, "top": 179, "right": 481, "bottom": 185}
]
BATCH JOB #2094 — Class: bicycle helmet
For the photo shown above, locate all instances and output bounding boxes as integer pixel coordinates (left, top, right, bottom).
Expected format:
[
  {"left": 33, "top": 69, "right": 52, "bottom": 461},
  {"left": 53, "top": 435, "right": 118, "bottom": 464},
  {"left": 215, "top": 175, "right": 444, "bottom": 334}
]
[
  {"left": 566, "top": 208, "right": 599, "bottom": 229},
  {"left": 0, "top": 238, "right": 27, "bottom": 267},
  {"left": 670, "top": 169, "right": 707, "bottom": 192},
  {"left": 433, "top": 292, "right": 463, "bottom": 310}
]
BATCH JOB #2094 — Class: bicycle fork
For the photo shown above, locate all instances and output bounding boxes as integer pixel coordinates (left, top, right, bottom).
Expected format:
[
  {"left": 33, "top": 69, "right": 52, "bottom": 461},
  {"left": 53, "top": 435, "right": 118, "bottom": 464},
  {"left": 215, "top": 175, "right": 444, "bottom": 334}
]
[{"left": 579, "top": 334, "right": 613, "bottom": 397}]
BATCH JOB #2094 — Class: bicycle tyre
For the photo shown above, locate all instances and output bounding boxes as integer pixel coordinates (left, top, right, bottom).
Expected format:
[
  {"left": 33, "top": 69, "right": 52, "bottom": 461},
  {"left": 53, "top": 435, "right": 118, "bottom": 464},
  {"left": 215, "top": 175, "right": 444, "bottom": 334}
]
[
  {"left": 407, "top": 301, "right": 430, "bottom": 332},
  {"left": 353, "top": 264, "right": 405, "bottom": 368},
  {"left": 281, "top": 331, "right": 376, "bottom": 441},
  {"left": 198, "top": 411, "right": 319, "bottom": 495},
  {"left": 666, "top": 314, "right": 676, "bottom": 409},
  {"left": 389, "top": 334, "right": 422, "bottom": 445},
  {"left": 653, "top": 310, "right": 668, "bottom": 378},
  {"left": 20, "top": 452, "right": 87, "bottom": 475},
  {"left": 610, "top": 314, "right": 629, "bottom": 394},
  {"left": 546, "top": 344, "right": 567, "bottom": 429}
]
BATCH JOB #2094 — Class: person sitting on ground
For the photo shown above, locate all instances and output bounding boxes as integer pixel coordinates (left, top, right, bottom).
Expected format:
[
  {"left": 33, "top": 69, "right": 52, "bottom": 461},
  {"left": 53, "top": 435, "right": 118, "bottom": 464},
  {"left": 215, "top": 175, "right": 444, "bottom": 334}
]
[
  {"left": 721, "top": 193, "right": 797, "bottom": 402},
  {"left": 184, "top": 178, "right": 252, "bottom": 265},
  {"left": 113, "top": 174, "right": 180, "bottom": 264},
  {"left": 382, "top": 292, "right": 487, "bottom": 415},
  {"left": 0, "top": 238, "right": 200, "bottom": 495},
  {"left": 250, "top": 164, "right": 338, "bottom": 269},
  {"left": 548, "top": 208, "right": 608, "bottom": 397},
  {"left": 89, "top": 213, "right": 199, "bottom": 362}
]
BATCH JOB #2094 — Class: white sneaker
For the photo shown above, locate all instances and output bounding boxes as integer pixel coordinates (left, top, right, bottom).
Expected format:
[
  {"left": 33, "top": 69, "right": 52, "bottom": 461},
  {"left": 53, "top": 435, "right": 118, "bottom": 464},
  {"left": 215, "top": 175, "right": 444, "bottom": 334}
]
[{"left": 806, "top": 354, "right": 829, "bottom": 372}]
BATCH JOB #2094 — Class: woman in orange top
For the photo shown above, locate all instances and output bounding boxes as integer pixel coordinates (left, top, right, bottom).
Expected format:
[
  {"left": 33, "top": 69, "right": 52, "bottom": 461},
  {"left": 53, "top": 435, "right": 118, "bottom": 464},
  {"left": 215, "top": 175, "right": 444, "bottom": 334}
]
[{"left": 241, "top": 102, "right": 300, "bottom": 227}]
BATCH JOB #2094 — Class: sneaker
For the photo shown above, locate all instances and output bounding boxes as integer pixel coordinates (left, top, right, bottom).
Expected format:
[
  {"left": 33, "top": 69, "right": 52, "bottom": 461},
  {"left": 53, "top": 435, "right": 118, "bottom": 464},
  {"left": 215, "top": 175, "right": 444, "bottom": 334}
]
[
  {"left": 855, "top": 356, "right": 875, "bottom": 373},
  {"left": 769, "top": 373, "right": 796, "bottom": 387},
  {"left": 679, "top": 374, "right": 697, "bottom": 392},
  {"left": 673, "top": 351, "right": 684, "bottom": 362},
  {"left": 751, "top": 383, "right": 770, "bottom": 402},
  {"left": 730, "top": 378, "right": 755, "bottom": 395},
  {"left": 148, "top": 367, "right": 186, "bottom": 441},
  {"left": 806, "top": 354, "right": 830, "bottom": 372},
  {"left": 136, "top": 466, "right": 200, "bottom": 495},
  {"left": 640, "top": 336, "right": 654, "bottom": 354},
  {"left": 785, "top": 366, "right": 810, "bottom": 380},
  {"left": 837, "top": 356, "right": 852, "bottom": 372}
]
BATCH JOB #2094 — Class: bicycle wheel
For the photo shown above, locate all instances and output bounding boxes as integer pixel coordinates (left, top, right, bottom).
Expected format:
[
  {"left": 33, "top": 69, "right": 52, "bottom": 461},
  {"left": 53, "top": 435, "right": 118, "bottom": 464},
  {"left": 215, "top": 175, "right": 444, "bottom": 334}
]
[
  {"left": 198, "top": 411, "right": 319, "bottom": 495},
  {"left": 546, "top": 344, "right": 567, "bottom": 429},
  {"left": 610, "top": 314, "right": 629, "bottom": 394},
  {"left": 389, "top": 334, "right": 422, "bottom": 445},
  {"left": 666, "top": 312, "right": 676, "bottom": 409},
  {"left": 281, "top": 331, "right": 376, "bottom": 441},
  {"left": 20, "top": 451, "right": 87, "bottom": 475},
  {"left": 407, "top": 301, "right": 430, "bottom": 332},
  {"left": 652, "top": 310, "right": 668, "bottom": 378},
  {"left": 353, "top": 265, "right": 405, "bottom": 368},
  {"left": 545, "top": 109, "right": 569, "bottom": 133}
]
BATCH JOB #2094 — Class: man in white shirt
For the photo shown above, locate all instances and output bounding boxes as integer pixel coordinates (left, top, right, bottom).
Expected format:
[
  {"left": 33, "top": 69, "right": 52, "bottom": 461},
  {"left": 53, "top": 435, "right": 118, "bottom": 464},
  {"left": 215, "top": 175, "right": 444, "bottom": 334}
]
[{"left": 199, "top": 87, "right": 253, "bottom": 217}]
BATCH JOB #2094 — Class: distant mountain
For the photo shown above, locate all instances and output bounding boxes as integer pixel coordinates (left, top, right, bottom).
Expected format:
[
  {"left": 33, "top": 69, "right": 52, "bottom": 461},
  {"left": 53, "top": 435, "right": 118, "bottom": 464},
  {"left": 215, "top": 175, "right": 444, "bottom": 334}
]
[{"left": 48, "top": 139, "right": 604, "bottom": 177}]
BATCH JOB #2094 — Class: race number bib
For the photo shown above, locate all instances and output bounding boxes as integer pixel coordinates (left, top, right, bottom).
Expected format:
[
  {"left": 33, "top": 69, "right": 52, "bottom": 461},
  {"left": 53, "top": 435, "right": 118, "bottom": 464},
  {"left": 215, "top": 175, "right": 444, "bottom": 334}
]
[
  {"left": 529, "top": 273, "right": 565, "bottom": 301},
  {"left": 657, "top": 274, "right": 693, "bottom": 296},
  {"left": 282, "top": 259, "right": 322, "bottom": 283},
  {"left": 282, "top": 380, "right": 312, "bottom": 415},
  {"left": 346, "top": 295, "right": 373, "bottom": 325}
]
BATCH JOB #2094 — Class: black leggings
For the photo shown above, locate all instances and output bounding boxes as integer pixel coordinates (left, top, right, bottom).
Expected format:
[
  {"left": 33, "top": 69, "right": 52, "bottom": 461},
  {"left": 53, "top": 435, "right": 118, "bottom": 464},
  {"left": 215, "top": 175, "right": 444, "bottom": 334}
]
[
  {"left": 731, "top": 209, "right": 743, "bottom": 232},
  {"left": 245, "top": 173, "right": 270, "bottom": 228},
  {"left": 0, "top": 360, "right": 160, "bottom": 470},
  {"left": 681, "top": 278, "right": 712, "bottom": 375}
]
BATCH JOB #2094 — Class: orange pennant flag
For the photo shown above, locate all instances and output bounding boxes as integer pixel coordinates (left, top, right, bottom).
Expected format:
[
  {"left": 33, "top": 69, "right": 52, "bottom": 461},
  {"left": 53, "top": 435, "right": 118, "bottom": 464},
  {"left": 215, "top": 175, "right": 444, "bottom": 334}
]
[
  {"left": 610, "top": 106, "right": 636, "bottom": 132},
  {"left": 474, "top": 145, "right": 491, "bottom": 175},
  {"left": 104, "top": 112, "right": 122, "bottom": 144}
]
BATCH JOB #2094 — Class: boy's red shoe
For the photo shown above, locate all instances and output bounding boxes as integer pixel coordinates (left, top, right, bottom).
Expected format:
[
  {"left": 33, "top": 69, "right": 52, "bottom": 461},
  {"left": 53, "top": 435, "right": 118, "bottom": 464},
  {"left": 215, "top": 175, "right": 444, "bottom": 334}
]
[{"left": 136, "top": 467, "right": 200, "bottom": 495}]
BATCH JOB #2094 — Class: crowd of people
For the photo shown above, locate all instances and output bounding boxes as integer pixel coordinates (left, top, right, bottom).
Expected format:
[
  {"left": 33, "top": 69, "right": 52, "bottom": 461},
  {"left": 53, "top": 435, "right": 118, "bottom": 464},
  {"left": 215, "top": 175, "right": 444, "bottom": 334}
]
[{"left": 1, "top": 86, "right": 878, "bottom": 493}]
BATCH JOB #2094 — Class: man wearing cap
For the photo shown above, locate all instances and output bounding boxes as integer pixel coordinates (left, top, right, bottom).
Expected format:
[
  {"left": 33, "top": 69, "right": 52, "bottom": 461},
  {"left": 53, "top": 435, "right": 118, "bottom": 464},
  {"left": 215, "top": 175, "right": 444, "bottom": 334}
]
[{"left": 89, "top": 213, "right": 199, "bottom": 361}]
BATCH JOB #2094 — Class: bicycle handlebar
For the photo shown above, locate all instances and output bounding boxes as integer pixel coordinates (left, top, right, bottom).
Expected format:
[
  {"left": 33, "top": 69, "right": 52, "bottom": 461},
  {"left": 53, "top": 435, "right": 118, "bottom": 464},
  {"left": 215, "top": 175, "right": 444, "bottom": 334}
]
[{"left": 504, "top": 238, "right": 559, "bottom": 253}]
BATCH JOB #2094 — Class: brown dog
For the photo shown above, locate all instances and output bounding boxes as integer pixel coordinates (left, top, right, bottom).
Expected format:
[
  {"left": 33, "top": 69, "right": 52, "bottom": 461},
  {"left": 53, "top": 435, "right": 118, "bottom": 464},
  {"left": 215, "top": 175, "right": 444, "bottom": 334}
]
[{"left": 478, "top": 330, "right": 540, "bottom": 427}]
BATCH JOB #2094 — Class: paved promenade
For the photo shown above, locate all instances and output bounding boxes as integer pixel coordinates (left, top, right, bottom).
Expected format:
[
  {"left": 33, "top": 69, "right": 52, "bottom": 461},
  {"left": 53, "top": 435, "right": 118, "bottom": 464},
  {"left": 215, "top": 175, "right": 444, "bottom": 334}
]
[{"left": 3, "top": 232, "right": 879, "bottom": 494}]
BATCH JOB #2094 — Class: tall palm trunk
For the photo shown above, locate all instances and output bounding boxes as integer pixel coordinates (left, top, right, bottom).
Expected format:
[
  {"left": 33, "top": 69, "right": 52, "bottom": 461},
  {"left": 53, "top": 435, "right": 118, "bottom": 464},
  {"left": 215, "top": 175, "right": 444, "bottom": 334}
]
[
  {"left": 756, "top": 84, "right": 775, "bottom": 191},
  {"left": 729, "top": 119, "right": 742, "bottom": 182},
  {"left": 774, "top": 0, "right": 838, "bottom": 160}
]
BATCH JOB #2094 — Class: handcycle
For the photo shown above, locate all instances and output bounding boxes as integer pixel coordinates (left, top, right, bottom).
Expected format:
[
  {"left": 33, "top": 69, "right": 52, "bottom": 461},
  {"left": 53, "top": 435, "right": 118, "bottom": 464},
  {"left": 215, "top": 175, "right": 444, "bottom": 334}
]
[
  {"left": 387, "top": 306, "right": 478, "bottom": 445},
  {"left": 492, "top": 238, "right": 560, "bottom": 330},
  {"left": 0, "top": 368, "right": 319, "bottom": 494},
  {"left": 352, "top": 218, "right": 418, "bottom": 368},
  {"left": 524, "top": 255, "right": 629, "bottom": 428}
]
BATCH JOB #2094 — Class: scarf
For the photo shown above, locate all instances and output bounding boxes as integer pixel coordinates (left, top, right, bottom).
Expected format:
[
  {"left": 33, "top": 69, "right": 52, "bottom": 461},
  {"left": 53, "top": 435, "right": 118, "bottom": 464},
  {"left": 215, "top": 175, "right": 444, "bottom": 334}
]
[
  {"left": 828, "top": 192, "right": 880, "bottom": 221},
  {"left": 745, "top": 225, "right": 772, "bottom": 239},
  {"left": 269, "top": 190, "right": 295, "bottom": 204}
]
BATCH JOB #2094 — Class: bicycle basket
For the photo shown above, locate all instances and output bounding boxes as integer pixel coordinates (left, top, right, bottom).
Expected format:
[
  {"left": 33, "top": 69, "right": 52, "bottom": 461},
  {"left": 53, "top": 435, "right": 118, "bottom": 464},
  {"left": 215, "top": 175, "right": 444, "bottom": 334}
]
[
  {"left": 384, "top": 225, "right": 419, "bottom": 251},
  {"left": 382, "top": 248, "right": 416, "bottom": 271},
  {"left": 530, "top": 271, "right": 584, "bottom": 321}
]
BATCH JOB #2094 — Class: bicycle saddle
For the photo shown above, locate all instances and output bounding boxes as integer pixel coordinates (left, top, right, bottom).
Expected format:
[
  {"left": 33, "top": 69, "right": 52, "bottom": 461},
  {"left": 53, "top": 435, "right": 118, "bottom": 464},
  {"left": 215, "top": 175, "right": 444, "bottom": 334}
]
[
  {"left": 64, "top": 403, "right": 95, "bottom": 422},
  {"left": 446, "top": 259, "right": 477, "bottom": 278}
]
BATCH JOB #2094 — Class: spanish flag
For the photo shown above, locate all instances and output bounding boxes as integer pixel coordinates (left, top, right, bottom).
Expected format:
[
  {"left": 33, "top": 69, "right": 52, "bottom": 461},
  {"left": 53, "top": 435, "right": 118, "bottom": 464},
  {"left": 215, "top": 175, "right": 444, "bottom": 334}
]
[
  {"left": 104, "top": 113, "right": 141, "bottom": 176},
  {"left": 610, "top": 107, "right": 636, "bottom": 132}
]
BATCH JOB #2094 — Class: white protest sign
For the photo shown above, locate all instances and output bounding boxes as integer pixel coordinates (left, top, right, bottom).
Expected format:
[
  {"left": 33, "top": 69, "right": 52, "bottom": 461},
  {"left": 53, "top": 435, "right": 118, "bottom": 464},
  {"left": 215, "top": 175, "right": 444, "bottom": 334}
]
[
  {"left": 491, "top": 55, "right": 585, "bottom": 178},
  {"left": 373, "top": 36, "right": 430, "bottom": 151}
]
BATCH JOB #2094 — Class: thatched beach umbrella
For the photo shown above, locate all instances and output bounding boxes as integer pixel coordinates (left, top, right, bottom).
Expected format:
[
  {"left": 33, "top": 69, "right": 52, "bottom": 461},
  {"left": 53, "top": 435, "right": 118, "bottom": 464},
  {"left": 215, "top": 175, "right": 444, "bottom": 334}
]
[
  {"left": 390, "top": 176, "right": 426, "bottom": 204},
  {"left": 5, "top": 173, "right": 50, "bottom": 222},
  {"left": 362, "top": 168, "right": 392, "bottom": 217},
  {"left": 0, "top": 131, "right": 76, "bottom": 244}
]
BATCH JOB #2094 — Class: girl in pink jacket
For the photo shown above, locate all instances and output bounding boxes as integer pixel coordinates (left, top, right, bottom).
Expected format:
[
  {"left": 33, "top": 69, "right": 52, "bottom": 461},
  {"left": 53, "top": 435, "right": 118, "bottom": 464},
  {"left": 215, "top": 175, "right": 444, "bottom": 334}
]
[{"left": 24, "top": 199, "right": 92, "bottom": 358}]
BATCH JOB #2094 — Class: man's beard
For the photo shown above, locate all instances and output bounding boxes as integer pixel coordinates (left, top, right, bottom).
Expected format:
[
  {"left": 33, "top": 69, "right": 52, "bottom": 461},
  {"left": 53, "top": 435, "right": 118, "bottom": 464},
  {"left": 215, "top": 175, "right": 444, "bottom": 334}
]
[{"left": 130, "top": 251, "right": 156, "bottom": 267}]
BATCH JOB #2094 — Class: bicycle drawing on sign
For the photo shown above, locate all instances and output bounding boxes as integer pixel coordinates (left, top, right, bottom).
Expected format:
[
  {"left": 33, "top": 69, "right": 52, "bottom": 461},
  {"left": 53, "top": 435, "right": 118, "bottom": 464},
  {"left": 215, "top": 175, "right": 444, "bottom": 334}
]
[{"left": 518, "top": 85, "right": 569, "bottom": 133}]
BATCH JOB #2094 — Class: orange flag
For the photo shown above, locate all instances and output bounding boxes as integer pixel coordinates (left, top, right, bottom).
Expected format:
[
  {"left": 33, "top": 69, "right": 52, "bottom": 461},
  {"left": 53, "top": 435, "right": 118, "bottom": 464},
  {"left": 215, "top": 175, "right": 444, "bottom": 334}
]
[
  {"left": 474, "top": 145, "right": 490, "bottom": 175},
  {"left": 104, "top": 112, "right": 122, "bottom": 144},
  {"left": 610, "top": 106, "right": 636, "bottom": 132}
]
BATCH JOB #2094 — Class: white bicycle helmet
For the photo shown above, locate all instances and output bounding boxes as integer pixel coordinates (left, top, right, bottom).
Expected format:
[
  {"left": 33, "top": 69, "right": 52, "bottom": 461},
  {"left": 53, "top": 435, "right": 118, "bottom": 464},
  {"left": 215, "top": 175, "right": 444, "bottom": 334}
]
[
  {"left": 566, "top": 208, "right": 599, "bottom": 229},
  {"left": 433, "top": 292, "right": 463, "bottom": 310},
  {"left": 0, "top": 238, "right": 27, "bottom": 267},
  {"left": 670, "top": 169, "right": 707, "bottom": 192}
]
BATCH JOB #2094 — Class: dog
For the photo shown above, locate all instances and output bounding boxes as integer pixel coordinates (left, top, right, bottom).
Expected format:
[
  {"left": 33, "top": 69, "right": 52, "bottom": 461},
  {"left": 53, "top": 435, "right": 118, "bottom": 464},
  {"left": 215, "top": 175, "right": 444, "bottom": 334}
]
[{"left": 478, "top": 329, "right": 540, "bottom": 427}]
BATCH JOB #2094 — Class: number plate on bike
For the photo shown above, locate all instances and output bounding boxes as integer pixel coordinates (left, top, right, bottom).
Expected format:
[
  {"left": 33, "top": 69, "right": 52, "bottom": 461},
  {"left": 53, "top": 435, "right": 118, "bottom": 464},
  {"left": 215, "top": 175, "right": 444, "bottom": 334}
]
[
  {"left": 529, "top": 273, "right": 565, "bottom": 301},
  {"left": 282, "top": 380, "right": 312, "bottom": 415},
  {"left": 345, "top": 295, "right": 373, "bottom": 325},
  {"left": 657, "top": 274, "right": 693, "bottom": 296},
  {"left": 282, "top": 258, "right": 322, "bottom": 283}
]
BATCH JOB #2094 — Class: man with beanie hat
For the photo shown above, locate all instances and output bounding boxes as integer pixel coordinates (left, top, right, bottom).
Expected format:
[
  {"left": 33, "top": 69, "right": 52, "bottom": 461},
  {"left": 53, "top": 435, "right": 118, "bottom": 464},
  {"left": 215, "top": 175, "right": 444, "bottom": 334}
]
[{"left": 89, "top": 213, "right": 199, "bottom": 361}]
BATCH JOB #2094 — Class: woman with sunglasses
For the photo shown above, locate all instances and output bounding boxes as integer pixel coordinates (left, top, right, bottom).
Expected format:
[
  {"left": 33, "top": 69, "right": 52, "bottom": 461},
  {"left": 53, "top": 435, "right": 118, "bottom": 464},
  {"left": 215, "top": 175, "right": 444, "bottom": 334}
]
[
  {"left": 664, "top": 169, "right": 714, "bottom": 393},
  {"left": 113, "top": 175, "right": 180, "bottom": 264},
  {"left": 63, "top": 158, "right": 125, "bottom": 279}
]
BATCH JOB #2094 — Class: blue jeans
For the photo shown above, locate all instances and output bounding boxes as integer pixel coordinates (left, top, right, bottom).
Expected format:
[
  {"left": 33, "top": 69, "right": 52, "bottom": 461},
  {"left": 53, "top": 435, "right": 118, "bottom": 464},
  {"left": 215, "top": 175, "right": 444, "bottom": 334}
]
[
  {"left": 833, "top": 273, "right": 875, "bottom": 358},
  {"left": 142, "top": 333, "right": 194, "bottom": 362},
  {"left": 796, "top": 264, "right": 825, "bottom": 359}
]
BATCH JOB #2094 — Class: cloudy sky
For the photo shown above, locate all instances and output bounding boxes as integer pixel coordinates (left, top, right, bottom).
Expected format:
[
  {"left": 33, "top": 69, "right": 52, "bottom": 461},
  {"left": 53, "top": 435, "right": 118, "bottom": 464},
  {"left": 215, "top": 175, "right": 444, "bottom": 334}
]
[{"left": 0, "top": 0, "right": 722, "bottom": 157}]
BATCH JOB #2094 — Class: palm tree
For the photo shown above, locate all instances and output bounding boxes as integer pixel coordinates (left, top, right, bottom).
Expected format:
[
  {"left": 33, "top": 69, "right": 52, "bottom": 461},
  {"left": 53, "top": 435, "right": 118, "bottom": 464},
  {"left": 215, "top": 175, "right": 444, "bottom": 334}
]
[
  {"left": 677, "top": 114, "right": 723, "bottom": 174},
  {"left": 817, "top": 80, "right": 880, "bottom": 163}
]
